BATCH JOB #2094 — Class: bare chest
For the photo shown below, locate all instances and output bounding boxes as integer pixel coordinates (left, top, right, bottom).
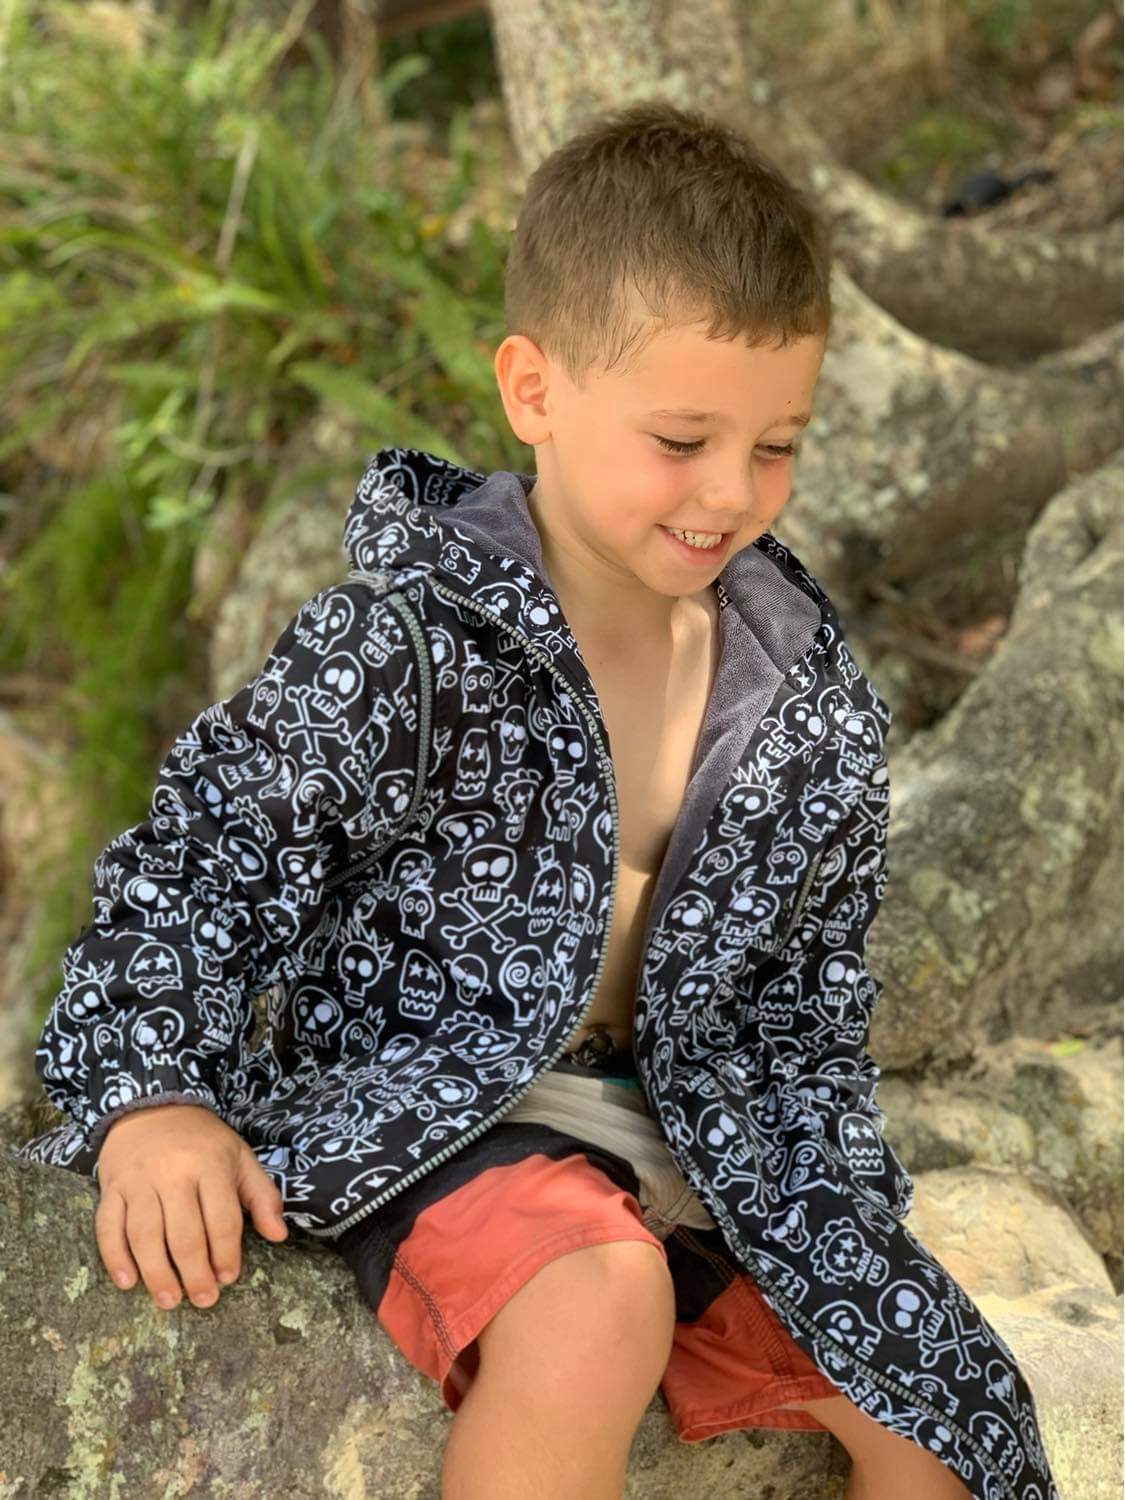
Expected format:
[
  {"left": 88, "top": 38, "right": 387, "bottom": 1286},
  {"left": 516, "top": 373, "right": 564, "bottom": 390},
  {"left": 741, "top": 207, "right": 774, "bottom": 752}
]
[
  {"left": 599, "top": 644, "right": 715, "bottom": 872},
  {"left": 562, "top": 593, "right": 721, "bottom": 1055}
]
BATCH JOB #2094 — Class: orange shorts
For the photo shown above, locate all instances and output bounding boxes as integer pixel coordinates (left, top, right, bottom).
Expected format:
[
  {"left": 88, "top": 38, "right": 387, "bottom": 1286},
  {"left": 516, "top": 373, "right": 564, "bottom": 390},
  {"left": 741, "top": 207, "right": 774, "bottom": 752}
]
[{"left": 330, "top": 1107, "right": 841, "bottom": 1441}]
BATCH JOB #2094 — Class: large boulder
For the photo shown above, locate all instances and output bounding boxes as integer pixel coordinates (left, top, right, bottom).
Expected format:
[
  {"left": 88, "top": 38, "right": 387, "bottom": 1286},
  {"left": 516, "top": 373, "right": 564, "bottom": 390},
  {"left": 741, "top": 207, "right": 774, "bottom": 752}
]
[
  {"left": 870, "top": 457, "right": 1123, "bottom": 1068},
  {"left": 204, "top": 413, "right": 364, "bottom": 702},
  {"left": 879, "top": 1034, "right": 1124, "bottom": 1287},
  {"left": 2, "top": 1102, "right": 1119, "bottom": 1498}
]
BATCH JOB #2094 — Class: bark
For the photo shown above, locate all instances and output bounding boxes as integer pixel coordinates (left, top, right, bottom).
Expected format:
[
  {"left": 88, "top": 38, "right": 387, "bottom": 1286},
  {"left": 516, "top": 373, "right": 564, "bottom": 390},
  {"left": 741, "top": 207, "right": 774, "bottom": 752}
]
[
  {"left": 732, "top": 86, "right": 1124, "bottom": 364},
  {"left": 868, "top": 455, "right": 1123, "bottom": 1071},
  {"left": 489, "top": 0, "right": 1121, "bottom": 362},
  {"left": 779, "top": 275, "right": 1122, "bottom": 616}
]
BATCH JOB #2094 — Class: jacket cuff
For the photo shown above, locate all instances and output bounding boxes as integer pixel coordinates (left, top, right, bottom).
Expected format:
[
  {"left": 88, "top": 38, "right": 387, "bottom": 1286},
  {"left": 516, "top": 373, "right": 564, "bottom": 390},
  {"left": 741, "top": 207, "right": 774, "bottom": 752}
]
[{"left": 87, "top": 1086, "right": 222, "bottom": 1172}]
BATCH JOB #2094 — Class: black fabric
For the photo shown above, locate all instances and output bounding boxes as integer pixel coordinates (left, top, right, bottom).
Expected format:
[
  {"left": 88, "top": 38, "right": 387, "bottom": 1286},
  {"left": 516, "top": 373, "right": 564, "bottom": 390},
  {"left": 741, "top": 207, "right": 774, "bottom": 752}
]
[{"left": 333, "top": 1118, "right": 646, "bottom": 1312}]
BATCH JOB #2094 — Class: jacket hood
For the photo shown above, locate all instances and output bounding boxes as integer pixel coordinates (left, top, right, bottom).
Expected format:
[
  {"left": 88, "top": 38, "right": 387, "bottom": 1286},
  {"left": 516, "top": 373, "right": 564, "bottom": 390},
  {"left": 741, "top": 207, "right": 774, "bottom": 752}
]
[{"left": 341, "top": 443, "right": 826, "bottom": 708}]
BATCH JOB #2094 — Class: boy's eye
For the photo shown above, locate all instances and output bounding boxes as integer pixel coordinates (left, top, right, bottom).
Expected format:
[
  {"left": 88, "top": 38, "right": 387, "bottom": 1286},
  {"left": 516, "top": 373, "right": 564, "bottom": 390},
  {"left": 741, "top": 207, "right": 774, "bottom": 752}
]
[{"left": 653, "top": 435, "right": 800, "bottom": 460}]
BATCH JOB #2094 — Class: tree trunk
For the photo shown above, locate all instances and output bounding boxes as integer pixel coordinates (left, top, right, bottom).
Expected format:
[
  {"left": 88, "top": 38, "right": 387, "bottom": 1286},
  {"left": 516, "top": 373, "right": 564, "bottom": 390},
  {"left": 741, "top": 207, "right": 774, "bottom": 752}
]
[
  {"left": 781, "top": 279, "right": 1121, "bottom": 616},
  {"left": 488, "top": 0, "right": 1121, "bottom": 361},
  {"left": 486, "top": 0, "right": 1123, "bottom": 1086},
  {"left": 731, "top": 86, "right": 1123, "bottom": 364}
]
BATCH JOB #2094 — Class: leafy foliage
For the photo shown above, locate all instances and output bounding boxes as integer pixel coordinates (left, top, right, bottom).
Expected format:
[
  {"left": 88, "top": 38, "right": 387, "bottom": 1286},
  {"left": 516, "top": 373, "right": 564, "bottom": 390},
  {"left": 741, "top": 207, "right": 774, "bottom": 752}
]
[{"left": 0, "top": 0, "right": 523, "bottom": 1028}]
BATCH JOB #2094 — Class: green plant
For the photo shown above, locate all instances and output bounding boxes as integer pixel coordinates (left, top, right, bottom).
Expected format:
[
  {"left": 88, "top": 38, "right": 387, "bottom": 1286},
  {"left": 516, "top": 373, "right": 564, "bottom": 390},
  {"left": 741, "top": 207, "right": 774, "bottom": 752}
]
[
  {"left": 377, "top": 11, "right": 500, "bottom": 127},
  {"left": 0, "top": 0, "right": 524, "bottom": 1028},
  {"left": 877, "top": 110, "right": 1006, "bottom": 192}
]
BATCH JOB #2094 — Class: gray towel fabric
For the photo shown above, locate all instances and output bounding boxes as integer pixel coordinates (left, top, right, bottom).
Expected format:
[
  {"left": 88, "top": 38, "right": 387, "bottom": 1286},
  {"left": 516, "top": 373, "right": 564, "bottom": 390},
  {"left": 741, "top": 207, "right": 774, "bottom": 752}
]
[{"left": 503, "top": 1066, "right": 717, "bottom": 1239}]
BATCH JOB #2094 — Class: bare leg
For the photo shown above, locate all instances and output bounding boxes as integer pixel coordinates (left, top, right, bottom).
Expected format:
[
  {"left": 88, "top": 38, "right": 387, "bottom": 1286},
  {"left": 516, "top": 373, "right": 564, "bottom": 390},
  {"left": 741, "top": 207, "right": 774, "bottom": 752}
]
[
  {"left": 844, "top": 1458, "right": 973, "bottom": 1500},
  {"left": 441, "top": 1240, "right": 676, "bottom": 1500},
  {"left": 777, "top": 1398, "right": 973, "bottom": 1500}
]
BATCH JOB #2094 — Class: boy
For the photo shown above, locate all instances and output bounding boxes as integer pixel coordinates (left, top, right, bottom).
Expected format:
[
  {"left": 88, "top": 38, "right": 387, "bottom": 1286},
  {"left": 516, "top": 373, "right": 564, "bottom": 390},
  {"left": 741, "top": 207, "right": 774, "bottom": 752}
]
[{"left": 13, "top": 101, "right": 1057, "bottom": 1500}]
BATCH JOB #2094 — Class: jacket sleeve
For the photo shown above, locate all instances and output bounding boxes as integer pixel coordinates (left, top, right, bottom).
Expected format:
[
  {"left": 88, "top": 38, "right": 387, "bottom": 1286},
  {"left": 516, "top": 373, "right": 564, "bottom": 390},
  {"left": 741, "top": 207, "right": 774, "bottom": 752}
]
[
  {"left": 732, "top": 748, "right": 915, "bottom": 1223},
  {"left": 30, "top": 580, "right": 423, "bottom": 1162}
]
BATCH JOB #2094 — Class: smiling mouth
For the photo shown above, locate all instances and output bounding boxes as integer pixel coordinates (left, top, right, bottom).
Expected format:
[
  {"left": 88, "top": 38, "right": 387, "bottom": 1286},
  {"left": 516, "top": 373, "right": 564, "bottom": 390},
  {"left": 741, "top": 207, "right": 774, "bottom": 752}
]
[{"left": 661, "top": 525, "right": 731, "bottom": 548}]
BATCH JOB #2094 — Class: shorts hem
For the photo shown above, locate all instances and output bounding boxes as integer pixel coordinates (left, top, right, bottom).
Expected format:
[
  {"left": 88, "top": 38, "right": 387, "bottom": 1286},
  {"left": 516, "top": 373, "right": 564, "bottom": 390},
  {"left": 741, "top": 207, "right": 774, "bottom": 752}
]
[
  {"left": 669, "top": 1373, "right": 843, "bottom": 1441},
  {"left": 436, "top": 1218, "right": 668, "bottom": 1412}
]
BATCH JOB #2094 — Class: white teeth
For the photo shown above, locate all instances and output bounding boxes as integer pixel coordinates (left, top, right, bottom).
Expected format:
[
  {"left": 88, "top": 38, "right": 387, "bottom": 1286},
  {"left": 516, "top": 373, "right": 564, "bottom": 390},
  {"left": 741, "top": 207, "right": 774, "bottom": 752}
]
[{"left": 666, "top": 526, "right": 723, "bottom": 549}]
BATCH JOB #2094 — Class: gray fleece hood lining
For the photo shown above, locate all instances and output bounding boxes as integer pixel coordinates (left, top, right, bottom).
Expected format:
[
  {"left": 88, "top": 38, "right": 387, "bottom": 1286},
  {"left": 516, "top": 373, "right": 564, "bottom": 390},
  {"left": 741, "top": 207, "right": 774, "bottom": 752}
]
[
  {"left": 344, "top": 457, "right": 825, "bottom": 783},
  {"left": 343, "top": 453, "right": 826, "bottom": 950}
]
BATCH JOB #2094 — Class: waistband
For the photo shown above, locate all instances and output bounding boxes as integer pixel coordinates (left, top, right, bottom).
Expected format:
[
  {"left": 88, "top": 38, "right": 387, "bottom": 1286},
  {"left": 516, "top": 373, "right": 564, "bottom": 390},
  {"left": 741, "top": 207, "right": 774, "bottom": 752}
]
[{"left": 503, "top": 1061, "right": 717, "bottom": 1233}]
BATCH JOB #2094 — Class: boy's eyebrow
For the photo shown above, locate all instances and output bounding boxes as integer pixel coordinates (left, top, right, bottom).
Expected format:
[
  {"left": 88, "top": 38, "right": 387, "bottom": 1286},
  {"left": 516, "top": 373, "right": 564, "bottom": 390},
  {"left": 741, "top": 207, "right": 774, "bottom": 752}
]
[{"left": 647, "top": 407, "right": 812, "bottom": 429}]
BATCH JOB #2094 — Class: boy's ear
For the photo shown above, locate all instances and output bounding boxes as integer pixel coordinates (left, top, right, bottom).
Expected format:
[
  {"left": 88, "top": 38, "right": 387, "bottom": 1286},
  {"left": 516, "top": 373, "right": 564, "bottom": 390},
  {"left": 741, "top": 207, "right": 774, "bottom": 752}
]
[{"left": 494, "top": 334, "right": 552, "bottom": 446}]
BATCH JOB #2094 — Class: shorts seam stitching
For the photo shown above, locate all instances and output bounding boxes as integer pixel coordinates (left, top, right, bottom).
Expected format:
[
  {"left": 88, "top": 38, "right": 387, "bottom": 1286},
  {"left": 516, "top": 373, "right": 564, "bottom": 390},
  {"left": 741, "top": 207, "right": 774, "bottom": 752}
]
[{"left": 391, "top": 1247, "right": 460, "bottom": 1361}]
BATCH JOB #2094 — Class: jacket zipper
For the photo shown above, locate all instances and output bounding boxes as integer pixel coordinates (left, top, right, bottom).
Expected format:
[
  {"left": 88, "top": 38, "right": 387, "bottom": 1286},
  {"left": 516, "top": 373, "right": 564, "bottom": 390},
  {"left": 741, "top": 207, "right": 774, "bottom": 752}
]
[
  {"left": 322, "top": 575, "right": 434, "bottom": 894},
  {"left": 769, "top": 842, "right": 828, "bottom": 958},
  {"left": 295, "top": 579, "right": 1025, "bottom": 1500},
  {"left": 300, "top": 577, "right": 622, "bottom": 1241},
  {"left": 687, "top": 1194, "right": 1018, "bottom": 1499}
]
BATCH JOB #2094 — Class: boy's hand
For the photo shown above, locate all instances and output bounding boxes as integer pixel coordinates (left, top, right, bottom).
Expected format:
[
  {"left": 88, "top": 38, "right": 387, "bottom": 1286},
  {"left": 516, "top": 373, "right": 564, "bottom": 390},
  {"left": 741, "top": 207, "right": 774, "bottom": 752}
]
[{"left": 94, "top": 1102, "right": 288, "bottom": 1311}]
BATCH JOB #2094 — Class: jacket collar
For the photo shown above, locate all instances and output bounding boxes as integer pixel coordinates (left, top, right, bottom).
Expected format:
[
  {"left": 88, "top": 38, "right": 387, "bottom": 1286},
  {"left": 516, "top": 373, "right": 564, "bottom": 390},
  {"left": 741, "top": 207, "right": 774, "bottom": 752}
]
[
  {"left": 342, "top": 448, "right": 829, "bottom": 929},
  {"left": 343, "top": 447, "right": 825, "bottom": 703}
]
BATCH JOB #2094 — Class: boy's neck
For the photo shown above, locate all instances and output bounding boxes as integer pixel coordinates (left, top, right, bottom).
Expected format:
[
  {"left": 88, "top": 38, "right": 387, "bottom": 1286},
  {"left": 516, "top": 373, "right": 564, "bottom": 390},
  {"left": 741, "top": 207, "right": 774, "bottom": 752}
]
[{"left": 526, "top": 480, "right": 714, "bottom": 652}]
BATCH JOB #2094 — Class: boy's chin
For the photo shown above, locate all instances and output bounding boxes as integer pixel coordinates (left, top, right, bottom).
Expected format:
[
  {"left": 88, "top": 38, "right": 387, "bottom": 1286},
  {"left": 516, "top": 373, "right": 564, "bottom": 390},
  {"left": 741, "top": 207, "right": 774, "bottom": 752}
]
[{"left": 623, "top": 557, "right": 720, "bottom": 600}]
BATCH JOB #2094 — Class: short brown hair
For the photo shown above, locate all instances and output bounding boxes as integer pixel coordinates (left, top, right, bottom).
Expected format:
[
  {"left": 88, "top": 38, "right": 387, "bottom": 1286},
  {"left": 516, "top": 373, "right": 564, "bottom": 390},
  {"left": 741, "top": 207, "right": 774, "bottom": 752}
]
[{"left": 503, "top": 99, "right": 833, "bottom": 389}]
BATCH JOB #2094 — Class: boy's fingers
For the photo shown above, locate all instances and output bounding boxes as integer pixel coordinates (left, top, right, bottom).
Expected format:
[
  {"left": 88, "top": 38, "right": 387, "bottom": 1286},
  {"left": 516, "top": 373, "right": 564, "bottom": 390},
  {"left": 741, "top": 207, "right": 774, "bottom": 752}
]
[
  {"left": 124, "top": 1185, "right": 185, "bottom": 1308},
  {"left": 239, "top": 1153, "right": 288, "bottom": 1241},
  {"left": 196, "top": 1172, "right": 246, "bottom": 1285},
  {"left": 161, "top": 1184, "right": 220, "bottom": 1307},
  {"left": 94, "top": 1186, "right": 136, "bottom": 1287}
]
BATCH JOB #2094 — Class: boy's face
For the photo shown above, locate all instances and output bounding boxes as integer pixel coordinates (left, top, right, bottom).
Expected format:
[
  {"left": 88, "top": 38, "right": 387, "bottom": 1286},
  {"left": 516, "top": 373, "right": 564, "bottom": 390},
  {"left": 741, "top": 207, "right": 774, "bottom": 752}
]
[{"left": 494, "top": 315, "right": 826, "bottom": 608}]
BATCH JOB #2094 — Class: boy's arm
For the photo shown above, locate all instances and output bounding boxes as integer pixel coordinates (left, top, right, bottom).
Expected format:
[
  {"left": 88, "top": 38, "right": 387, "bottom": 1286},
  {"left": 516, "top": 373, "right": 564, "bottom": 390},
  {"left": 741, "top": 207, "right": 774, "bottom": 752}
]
[
  {"left": 32, "top": 581, "right": 422, "bottom": 1162},
  {"left": 729, "top": 748, "right": 914, "bottom": 1223}
]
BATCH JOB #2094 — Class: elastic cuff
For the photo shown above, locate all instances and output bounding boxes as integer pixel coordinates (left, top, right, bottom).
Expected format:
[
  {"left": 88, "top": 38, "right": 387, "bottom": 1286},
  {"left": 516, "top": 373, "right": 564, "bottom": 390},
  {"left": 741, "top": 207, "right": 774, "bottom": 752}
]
[{"left": 87, "top": 1088, "right": 222, "bottom": 1161}]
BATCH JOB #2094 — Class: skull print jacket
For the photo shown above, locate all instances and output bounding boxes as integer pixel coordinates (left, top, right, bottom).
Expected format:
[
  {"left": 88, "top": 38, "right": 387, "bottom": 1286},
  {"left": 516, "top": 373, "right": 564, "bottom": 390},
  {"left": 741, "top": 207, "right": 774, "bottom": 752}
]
[{"left": 13, "top": 446, "right": 1057, "bottom": 1500}]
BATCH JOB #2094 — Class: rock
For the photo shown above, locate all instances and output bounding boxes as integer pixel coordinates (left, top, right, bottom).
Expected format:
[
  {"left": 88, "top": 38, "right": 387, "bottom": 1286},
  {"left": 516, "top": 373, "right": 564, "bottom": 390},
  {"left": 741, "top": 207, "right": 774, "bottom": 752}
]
[
  {"left": 997, "top": 1037, "right": 1123, "bottom": 1270},
  {"left": 903, "top": 1164, "right": 1112, "bottom": 1298},
  {"left": 188, "top": 485, "right": 261, "bottom": 634},
  {"left": 0, "top": 1128, "right": 850, "bottom": 1499},
  {"left": 973, "top": 1282, "right": 1123, "bottom": 1500},
  {"left": 2, "top": 1108, "right": 1117, "bottom": 1498},
  {"left": 879, "top": 1035, "right": 1124, "bottom": 1280},
  {"left": 904, "top": 1166, "right": 1123, "bottom": 1500},
  {"left": 870, "top": 459, "right": 1124, "bottom": 1069},
  {"left": 206, "top": 414, "right": 366, "bottom": 703}
]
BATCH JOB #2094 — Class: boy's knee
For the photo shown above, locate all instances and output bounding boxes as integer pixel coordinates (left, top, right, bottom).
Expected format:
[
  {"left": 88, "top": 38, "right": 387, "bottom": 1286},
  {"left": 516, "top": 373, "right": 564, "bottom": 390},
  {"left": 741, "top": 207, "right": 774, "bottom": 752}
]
[{"left": 477, "top": 1238, "right": 676, "bottom": 1397}]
